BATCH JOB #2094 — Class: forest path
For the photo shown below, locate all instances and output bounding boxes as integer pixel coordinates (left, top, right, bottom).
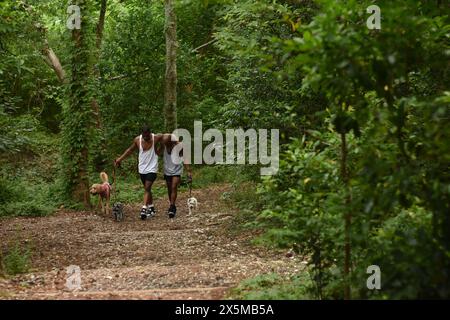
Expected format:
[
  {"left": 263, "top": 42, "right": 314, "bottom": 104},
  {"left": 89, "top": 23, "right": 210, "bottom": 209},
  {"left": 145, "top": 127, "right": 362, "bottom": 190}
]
[{"left": 0, "top": 183, "right": 302, "bottom": 300}]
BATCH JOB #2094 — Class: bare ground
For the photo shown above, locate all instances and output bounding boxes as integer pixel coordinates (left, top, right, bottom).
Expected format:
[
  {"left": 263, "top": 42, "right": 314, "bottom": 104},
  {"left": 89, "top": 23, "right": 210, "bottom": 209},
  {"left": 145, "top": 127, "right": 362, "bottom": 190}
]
[{"left": 0, "top": 183, "right": 304, "bottom": 300}]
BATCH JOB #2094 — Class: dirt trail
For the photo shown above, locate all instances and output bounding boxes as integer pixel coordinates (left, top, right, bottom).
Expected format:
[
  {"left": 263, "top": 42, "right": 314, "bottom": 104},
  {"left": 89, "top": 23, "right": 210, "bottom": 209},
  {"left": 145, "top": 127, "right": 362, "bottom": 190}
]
[{"left": 0, "top": 184, "right": 303, "bottom": 300}]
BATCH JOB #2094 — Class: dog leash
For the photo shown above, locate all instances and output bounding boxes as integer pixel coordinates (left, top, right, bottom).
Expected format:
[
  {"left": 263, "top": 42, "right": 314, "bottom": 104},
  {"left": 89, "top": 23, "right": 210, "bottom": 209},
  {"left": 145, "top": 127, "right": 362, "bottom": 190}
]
[
  {"left": 112, "top": 165, "right": 118, "bottom": 202},
  {"left": 188, "top": 179, "right": 192, "bottom": 198},
  {"left": 111, "top": 164, "right": 125, "bottom": 222}
]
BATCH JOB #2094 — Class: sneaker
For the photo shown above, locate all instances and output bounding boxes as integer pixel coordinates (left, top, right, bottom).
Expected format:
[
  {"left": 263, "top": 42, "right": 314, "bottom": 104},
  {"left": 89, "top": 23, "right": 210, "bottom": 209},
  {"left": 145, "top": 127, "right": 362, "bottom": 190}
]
[
  {"left": 140, "top": 207, "right": 148, "bottom": 220},
  {"left": 168, "top": 205, "right": 176, "bottom": 219},
  {"left": 147, "top": 206, "right": 156, "bottom": 217}
]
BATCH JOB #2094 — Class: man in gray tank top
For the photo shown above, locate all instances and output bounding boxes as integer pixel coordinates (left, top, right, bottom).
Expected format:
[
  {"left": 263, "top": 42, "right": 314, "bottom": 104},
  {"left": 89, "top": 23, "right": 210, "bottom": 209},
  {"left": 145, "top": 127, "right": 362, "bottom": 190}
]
[
  {"left": 157, "top": 134, "right": 192, "bottom": 218},
  {"left": 114, "top": 125, "right": 164, "bottom": 220}
]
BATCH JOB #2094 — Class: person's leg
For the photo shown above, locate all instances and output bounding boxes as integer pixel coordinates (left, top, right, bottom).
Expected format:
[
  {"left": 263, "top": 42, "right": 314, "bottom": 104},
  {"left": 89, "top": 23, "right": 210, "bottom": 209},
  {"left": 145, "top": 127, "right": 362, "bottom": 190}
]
[
  {"left": 144, "top": 180, "right": 154, "bottom": 206},
  {"left": 140, "top": 174, "right": 147, "bottom": 207},
  {"left": 146, "top": 173, "right": 157, "bottom": 216},
  {"left": 168, "top": 176, "right": 180, "bottom": 218},
  {"left": 140, "top": 173, "right": 156, "bottom": 219},
  {"left": 169, "top": 176, "right": 181, "bottom": 206},
  {"left": 165, "top": 175, "right": 173, "bottom": 203},
  {"left": 140, "top": 180, "right": 152, "bottom": 219}
]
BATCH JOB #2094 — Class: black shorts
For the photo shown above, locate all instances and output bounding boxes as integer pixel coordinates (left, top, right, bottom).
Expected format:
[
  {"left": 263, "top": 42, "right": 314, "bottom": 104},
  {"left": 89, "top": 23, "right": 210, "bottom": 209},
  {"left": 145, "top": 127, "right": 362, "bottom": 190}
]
[
  {"left": 164, "top": 174, "right": 181, "bottom": 182},
  {"left": 140, "top": 173, "right": 157, "bottom": 185}
]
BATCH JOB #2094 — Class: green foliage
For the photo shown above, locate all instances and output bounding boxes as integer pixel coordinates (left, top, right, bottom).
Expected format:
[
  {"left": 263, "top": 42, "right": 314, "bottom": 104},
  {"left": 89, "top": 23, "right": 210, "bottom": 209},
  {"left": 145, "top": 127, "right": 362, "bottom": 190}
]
[
  {"left": 256, "top": 132, "right": 346, "bottom": 299},
  {"left": 1, "top": 241, "right": 32, "bottom": 276},
  {"left": 228, "top": 273, "right": 312, "bottom": 300},
  {"left": 0, "top": 182, "right": 56, "bottom": 217},
  {"left": 0, "top": 112, "right": 39, "bottom": 154},
  {"left": 193, "top": 165, "right": 258, "bottom": 187},
  {"left": 213, "top": 0, "right": 321, "bottom": 134},
  {"left": 99, "top": 0, "right": 166, "bottom": 154},
  {"left": 253, "top": 0, "right": 450, "bottom": 299},
  {"left": 0, "top": 177, "right": 15, "bottom": 205},
  {"left": 0, "top": 0, "right": 63, "bottom": 134},
  {"left": 360, "top": 207, "right": 435, "bottom": 299}
]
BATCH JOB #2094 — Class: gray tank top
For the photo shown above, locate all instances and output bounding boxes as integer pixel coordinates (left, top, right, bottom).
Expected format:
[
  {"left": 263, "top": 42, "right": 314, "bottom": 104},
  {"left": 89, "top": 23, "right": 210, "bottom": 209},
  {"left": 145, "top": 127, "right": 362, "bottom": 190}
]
[{"left": 163, "top": 146, "right": 183, "bottom": 176}]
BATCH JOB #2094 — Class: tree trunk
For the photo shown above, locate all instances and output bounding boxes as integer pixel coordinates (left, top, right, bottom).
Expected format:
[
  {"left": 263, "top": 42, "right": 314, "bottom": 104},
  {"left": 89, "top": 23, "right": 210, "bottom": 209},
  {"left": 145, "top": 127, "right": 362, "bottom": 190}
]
[
  {"left": 340, "top": 132, "right": 351, "bottom": 300},
  {"left": 91, "top": 0, "right": 108, "bottom": 171},
  {"left": 62, "top": 0, "right": 93, "bottom": 208},
  {"left": 164, "top": 0, "right": 178, "bottom": 132},
  {"left": 96, "top": 0, "right": 107, "bottom": 50},
  {"left": 71, "top": 26, "right": 91, "bottom": 207},
  {"left": 42, "top": 41, "right": 66, "bottom": 83}
]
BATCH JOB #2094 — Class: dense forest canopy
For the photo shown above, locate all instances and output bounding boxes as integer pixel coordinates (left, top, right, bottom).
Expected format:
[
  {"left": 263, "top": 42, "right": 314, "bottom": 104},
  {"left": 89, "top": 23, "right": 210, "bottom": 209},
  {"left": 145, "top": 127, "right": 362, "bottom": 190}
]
[{"left": 1, "top": 0, "right": 449, "bottom": 299}]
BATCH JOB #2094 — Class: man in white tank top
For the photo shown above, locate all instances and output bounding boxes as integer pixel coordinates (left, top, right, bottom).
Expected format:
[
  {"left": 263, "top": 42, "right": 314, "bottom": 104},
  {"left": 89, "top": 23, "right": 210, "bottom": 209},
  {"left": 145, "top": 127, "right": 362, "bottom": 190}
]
[
  {"left": 114, "top": 125, "right": 163, "bottom": 220},
  {"left": 156, "top": 134, "right": 192, "bottom": 219}
]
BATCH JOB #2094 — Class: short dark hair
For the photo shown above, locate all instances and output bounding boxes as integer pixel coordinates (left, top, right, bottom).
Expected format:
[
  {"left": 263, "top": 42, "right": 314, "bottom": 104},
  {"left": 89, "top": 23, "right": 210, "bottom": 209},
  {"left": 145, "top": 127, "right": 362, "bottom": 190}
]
[{"left": 142, "top": 124, "right": 151, "bottom": 134}]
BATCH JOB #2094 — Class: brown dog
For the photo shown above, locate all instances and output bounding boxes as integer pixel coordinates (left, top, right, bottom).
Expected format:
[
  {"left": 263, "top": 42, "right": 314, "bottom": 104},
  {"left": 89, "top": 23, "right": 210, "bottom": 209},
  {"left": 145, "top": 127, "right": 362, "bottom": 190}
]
[{"left": 90, "top": 172, "right": 112, "bottom": 215}]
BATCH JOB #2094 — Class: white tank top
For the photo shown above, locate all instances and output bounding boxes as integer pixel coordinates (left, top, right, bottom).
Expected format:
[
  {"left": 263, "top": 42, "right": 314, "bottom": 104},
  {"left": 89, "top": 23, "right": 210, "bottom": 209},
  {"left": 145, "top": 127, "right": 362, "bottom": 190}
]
[
  {"left": 138, "top": 134, "right": 158, "bottom": 174},
  {"left": 163, "top": 146, "right": 183, "bottom": 176}
]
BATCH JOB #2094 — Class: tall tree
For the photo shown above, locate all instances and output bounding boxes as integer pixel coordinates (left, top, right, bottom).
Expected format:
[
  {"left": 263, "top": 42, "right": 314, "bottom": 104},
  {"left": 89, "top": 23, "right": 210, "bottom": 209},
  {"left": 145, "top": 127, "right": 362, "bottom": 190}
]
[
  {"left": 164, "top": 0, "right": 178, "bottom": 132},
  {"left": 91, "top": 0, "right": 108, "bottom": 171},
  {"left": 61, "top": 0, "right": 94, "bottom": 207}
]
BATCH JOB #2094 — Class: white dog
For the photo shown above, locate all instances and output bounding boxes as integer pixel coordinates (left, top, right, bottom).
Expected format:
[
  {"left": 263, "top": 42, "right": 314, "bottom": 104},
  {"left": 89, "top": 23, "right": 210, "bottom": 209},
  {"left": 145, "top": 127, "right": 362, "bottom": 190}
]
[{"left": 187, "top": 197, "right": 198, "bottom": 215}]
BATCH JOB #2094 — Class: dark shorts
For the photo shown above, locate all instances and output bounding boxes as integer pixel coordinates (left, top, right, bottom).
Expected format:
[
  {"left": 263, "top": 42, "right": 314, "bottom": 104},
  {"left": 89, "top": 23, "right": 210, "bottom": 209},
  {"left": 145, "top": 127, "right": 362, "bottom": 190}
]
[
  {"left": 164, "top": 174, "right": 181, "bottom": 182},
  {"left": 140, "top": 173, "right": 157, "bottom": 185}
]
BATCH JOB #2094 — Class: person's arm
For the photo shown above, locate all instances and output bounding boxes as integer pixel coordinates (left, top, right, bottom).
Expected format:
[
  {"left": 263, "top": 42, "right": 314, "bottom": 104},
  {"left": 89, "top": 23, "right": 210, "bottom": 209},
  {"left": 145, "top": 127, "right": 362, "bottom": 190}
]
[
  {"left": 115, "top": 138, "right": 137, "bottom": 166},
  {"left": 155, "top": 133, "right": 168, "bottom": 156},
  {"left": 154, "top": 133, "right": 164, "bottom": 144},
  {"left": 155, "top": 140, "right": 164, "bottom": 156}
]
